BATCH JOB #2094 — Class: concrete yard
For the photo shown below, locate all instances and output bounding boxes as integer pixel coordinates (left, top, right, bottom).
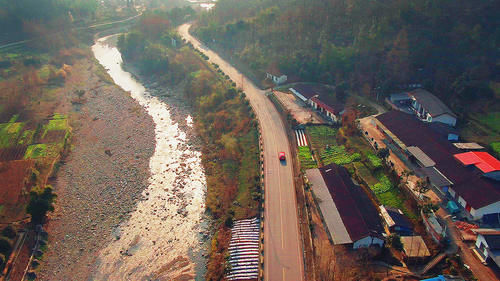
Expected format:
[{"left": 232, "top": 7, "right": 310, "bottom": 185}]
[{"left": 274, "top": 90, "right": 323, "bottom": 124}]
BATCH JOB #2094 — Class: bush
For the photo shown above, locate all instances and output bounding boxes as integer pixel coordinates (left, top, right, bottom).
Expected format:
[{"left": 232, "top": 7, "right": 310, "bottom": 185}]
[
  {"left": 26, "top": 186, "right": 57, "bottom": 225},
  {"left": 0, "top": 239, "right": 11, "bottom": 255},
  {"left": 370, "top": 174, "right": 393, "bottom": 194},
  {"left": 386, "top": 234, "right": 403, "bottom": 251},
  {"left": 2, "top": 226, "right": 16, "bottom": 239}
]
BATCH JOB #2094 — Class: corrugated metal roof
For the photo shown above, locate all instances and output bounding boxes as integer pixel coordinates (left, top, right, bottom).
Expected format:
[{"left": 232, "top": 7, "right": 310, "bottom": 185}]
[
  {"left": 409, "top": 89, "right": 456, "bottom": 118},
  {"left": 454, "top": 152, "right": 500, "bottom": 173},
  {"left": 419, "top": 167, "right": 453, "bottom": 187},
  {"left": 306, "top": 168, "right": 352, "bottom": 244},
  {"left": 453, "top": 143, "right": 484, "bottom": 150},
  {"left": 407, "top": 146, "right": 436, "bottom": 167},
  {"left": 376, "top": 110, "right": 500, "bottom": 209}
]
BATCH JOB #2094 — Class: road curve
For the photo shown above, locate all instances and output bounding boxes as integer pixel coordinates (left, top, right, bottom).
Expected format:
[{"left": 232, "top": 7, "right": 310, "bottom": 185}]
[{"left": 178, "top": 23, "right": 304, "bottom": 281}]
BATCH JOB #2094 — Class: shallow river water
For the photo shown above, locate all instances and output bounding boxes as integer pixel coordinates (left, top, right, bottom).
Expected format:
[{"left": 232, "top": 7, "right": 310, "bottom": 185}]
[{"left": 91, "top": 35, "right": 207, "bottom": 280}]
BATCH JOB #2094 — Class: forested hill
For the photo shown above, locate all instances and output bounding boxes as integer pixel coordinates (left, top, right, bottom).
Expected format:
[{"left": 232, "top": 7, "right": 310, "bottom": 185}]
[
  {"left": 193, "top": 0, "right": 500, "bottom": 114},
  {"left": 0, "top": 0, "right": 98, "bottom": 45}
]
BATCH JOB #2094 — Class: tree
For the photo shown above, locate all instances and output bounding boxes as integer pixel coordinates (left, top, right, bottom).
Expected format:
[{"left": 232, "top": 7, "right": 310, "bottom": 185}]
[
  {"left": 386, "top": 28, "right": 410, "bottom": 84},
  {"left": 0, "top": 239, "right": 11, "bottom": 255},
  {"left": 376, "top": 147, "right": 390, "bottom": 160},
  {"left": 387, "top": 233, "right": 403, "bottom": 251},
  {"left": 141, "top": 44, "right": 169, "bottom": 73},
  {"left": 416, "top": 177, "right": 430, "bottom": 193},
  {"left": 1, "top": 226, "right": 16, "bottom": 239},
  {"left": 26, "top": 186, "right": 57, "bottom": 225}
]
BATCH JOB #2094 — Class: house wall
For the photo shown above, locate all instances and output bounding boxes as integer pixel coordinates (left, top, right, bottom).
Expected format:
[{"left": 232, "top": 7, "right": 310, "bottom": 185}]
[
  {"left": 475, "top": 234, "right": 490, "bottom": 258},
  {"left": 353, "top": 236, "right": 384, "bottom": 249},
  {"left": 267, "top": 73, "right": 287, "bottom": 85},
  {"left": 448, "top": 133, "right": 459, "bottom": 141},
  {"left": 484, "top": 171, "right": 500, "bottom": 181},
  {"left": 309, "top": 100, "right": 318, "bottom": 110},
  {"left": 472, "top": 201, "right": 500, "bottom": 220},
  {"left": 458, "top": 196, "right": 467, "bottom": 208},
  {"left": 276, "top": 75, "right": 287, "bottom": 84},
  {"left": 433, "top": 114, "right": 457, "bottom": 127},
  {"left": 448, "top": 187, "right": 456, "bottom": 198}
]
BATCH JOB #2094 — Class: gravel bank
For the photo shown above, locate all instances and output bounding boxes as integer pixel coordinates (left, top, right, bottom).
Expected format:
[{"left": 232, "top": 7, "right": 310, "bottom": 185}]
[{"left": 37, "top": 57, "right": 156, "bottom": 280}]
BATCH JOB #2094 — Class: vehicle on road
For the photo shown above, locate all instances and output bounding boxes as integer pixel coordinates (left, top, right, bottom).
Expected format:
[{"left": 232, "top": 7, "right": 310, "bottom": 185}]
[{"left": 279, "top": 152, "right": 286, "bottom": 161}]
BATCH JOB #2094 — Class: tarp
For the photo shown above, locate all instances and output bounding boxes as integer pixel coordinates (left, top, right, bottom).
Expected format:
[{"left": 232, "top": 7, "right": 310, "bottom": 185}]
[{"left": 447, "top": 201, "right": 459, "bottom": 214}]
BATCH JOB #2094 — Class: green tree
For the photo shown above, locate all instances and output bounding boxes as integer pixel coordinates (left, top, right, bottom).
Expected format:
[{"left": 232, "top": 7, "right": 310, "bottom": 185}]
[
  {"left": 387, "top": 233, "right": 403, "bottom": 251},
  {"left": 26, "top": 186, "right": 57, "bottom": 225},
  {"left": 386, "top": 28, "right": 410, "bottom": 84},
  {"left": 0, "top": 239, "right": 11, "bottom": 255},
  {"left": 141, "top": 44, "right": 169, "bottom": 73}
]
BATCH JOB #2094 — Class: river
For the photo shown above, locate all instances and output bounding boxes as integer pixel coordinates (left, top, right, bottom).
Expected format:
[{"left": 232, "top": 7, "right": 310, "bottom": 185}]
[{"left": 91, "top": 35, "right": 207, "bottom": 280}]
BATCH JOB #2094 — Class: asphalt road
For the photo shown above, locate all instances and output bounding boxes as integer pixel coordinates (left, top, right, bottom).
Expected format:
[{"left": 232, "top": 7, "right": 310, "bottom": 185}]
[{"left": 178, "top": 23, "right": 304, "bottom": 281}]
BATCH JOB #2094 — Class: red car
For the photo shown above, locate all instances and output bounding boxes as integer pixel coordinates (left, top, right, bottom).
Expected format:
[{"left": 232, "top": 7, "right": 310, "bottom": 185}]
[{"left": 279, "top": 152, "right": 286, "bottom": 161}]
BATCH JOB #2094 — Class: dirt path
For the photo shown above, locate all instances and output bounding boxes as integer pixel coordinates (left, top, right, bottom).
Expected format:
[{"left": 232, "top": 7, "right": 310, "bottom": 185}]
[{"left": 36, "top": 56, "right": 156, "bottom": 280}]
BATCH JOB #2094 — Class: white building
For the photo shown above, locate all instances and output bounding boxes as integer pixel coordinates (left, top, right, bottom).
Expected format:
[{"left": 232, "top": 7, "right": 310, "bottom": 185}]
[
  {"left": 266, "top": 72, "right": 287, "bottom": 85},
  {"left": 408, "top": 89, "right": 457, "bottom": 126},
  {"left": 388, "top": 89, "right": 457, "bottom": 127},
  {"left": 473, "top": 229, "right": 500, "bottom": 266}
]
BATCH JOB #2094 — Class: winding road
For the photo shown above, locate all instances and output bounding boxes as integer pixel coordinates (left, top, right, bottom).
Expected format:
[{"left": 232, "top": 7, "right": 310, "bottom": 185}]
[{"left": 178, "top": 23, "right": 304, "bottom": 281}]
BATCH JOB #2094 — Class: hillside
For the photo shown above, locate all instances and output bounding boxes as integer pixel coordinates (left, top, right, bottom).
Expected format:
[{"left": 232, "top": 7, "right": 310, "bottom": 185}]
[{"left": 193, "top": 0, "right": 500, "bottom": 117}]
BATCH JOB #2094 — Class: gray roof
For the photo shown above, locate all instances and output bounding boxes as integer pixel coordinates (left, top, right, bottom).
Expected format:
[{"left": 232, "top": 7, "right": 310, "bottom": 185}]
[
  {"left": 409, "top": 89, "right": 456, "bottom": 118},
  {"left": 453, "top": 143, "right": 485, "bottom": 150},
  {"left": 407, "top": 146, "right": 436, "bottom": 167},
  {"left": 419, "top": 167, "right": 453, "bottom": 187},
  {"left": 389, "top": 92, "right": 411, "bottom": 102},
  {"left": 306, "top": 168, "right": 352, "bottom": 244}
]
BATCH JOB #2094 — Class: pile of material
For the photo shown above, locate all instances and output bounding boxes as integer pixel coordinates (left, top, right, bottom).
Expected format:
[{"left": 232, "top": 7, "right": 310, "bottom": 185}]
[{"left": 227, "top": 217, "right": 260, "bottom": 280}]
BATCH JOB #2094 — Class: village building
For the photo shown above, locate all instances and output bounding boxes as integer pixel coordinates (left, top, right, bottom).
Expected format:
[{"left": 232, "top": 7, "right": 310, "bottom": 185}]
[
  {"left": 472, "top": 229, "right": 500, "bottom": 267},
  {"left": 265, "top": 63, "right": 287, "bottom": 85},
  {"left": 387, "top": 89, "right": 457, "bottom": 127},
  {"left": 380, "top": 205, "right": 413, "bottom": 235},
  {"left": 306, "top": 163, "right": 384, "bottom": 249},
  {"left": 371, "top": 110, "right": 500, "bottom": 221},
  {"left": 454, "top": 151, "right": 500, "bottom": 181},
  {"left": 266, "top": 71, "right": 287, "bottom": 85},
  {"left": 289, "top": 84, "right": 345, "bottom": 123}
]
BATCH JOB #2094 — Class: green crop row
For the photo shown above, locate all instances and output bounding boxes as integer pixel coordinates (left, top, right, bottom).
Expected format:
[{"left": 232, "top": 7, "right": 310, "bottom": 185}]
[{"left": 298, "top": 146, "right": 317, "bottom": 169}]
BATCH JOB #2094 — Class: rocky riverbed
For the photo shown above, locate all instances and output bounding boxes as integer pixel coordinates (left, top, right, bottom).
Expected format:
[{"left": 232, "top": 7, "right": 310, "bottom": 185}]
[
  {"left": 91, "top": 35, "right": 208, "bottom": 280},
  {"left": 37, "top": 57, "right": 156, "bottom": 280},
  {"left": 37, "top": 35, "right": 209, "bottom": 280}
]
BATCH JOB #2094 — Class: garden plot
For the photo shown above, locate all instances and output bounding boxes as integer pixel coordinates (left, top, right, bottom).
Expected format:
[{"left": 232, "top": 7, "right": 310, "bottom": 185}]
[
  {"left": 0, "top": 121, "right": 25, "bottom": 148},
  {"left": 227, "top": 217, "right": 260, "bottom": 281},
  {"left": 306, "top": 125, "right": 361, "bottom": 166},
  {"left": 298, "top": 146, "right": 317, "bottom": 169}
]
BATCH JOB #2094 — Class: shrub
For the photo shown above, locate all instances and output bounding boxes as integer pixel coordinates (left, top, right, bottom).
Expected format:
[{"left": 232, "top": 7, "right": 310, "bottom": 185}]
[
  {"left": 26, "top": 186, "right": 57, "bottom": 225},
  {"left": 1, "top": 226, "right": 16, "bottom": 239},
  {"left": 386, "top": 234, "right": 403, "bottom": 251},
  {"left": 0, "top": 239, "right": 11, "bottom": 255}
]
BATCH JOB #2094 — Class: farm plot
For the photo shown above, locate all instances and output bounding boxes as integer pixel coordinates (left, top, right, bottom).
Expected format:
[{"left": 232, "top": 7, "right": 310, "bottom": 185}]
[
  {"left": 298, "top": 146, "right": 317, "bottom": 169},
  {"left": 0, "top": 121, "right": 25, "bottom": 148}
]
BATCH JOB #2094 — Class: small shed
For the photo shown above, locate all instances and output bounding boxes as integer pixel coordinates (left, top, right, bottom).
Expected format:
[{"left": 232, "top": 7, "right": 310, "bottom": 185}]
[
  {"left": 401, "top": 236, "right": 430, "bottom": 261},
  {"left": 380, "top": 205, "right": 413, "bottom": 235}
]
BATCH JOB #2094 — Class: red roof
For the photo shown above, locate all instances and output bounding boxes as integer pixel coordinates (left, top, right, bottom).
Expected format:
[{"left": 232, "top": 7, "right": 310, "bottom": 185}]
[{"left": 454, "top": 152, "right": 500, "bottom": 173}]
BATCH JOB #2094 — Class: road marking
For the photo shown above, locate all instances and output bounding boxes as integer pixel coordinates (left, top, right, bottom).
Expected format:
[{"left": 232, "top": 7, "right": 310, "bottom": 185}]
[{"left": 283, "top": 268, "right": 286, "bottom": 281}]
